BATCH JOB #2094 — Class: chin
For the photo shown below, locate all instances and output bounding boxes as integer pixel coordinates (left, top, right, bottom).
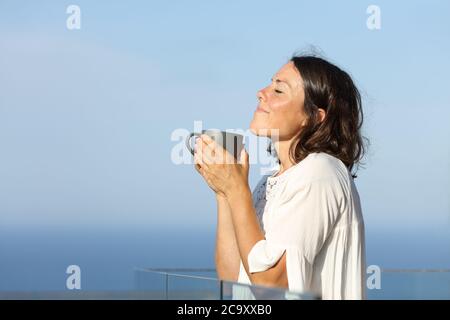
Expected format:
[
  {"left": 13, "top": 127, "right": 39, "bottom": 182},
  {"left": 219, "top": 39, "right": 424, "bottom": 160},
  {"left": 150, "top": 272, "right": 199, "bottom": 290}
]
[
  {"left": 249, "top": 121, "right": 272, "bottom": 137},
  {"left": 250, "top": 113, "right": 274, "bottom": 135}
]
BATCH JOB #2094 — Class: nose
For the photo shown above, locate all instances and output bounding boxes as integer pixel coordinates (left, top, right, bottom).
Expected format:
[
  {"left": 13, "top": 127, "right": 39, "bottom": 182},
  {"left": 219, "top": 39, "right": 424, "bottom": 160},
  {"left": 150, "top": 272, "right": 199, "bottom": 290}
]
[{"left": 256, "top": 89, "right": 265, "bottom": 102}]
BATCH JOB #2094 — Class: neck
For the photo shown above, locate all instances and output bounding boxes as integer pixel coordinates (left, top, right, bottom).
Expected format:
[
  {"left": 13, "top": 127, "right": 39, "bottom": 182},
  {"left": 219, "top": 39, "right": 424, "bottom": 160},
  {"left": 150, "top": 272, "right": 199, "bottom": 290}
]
[{"left": 272, "top": 137, "right": 296, "bottom": 175}]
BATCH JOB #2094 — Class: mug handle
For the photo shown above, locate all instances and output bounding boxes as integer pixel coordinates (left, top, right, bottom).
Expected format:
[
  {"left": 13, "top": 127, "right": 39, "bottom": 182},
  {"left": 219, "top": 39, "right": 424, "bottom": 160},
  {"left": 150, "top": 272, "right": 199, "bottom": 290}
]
[{"left": 185, "top": 132, "right": 201, "bottom": 156}]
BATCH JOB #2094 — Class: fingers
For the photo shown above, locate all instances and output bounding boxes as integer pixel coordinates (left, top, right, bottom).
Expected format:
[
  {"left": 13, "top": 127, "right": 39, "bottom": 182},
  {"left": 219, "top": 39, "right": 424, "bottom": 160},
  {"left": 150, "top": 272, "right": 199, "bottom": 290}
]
[
  {"left": 199, "top": 136, "right": 216, "bottom": 165},
  {"left": 200, "top": 135, "right": 235, "bottom": 164},
  {"left": 194, "top": 139, "right": 213, "bottom": 170},
  {"left": 193, "top": 139, "right": 205, "bottom": 169},
  {"left": 200, "top": 134, "right": 213, "bottom": 146},
  {"left": 195, "top": 134, "right": 236, "bottom": 166},
  {"left": 194, "top": 150, "right": 207, "bottom": 169},
  {"left": 239, "top": 147, "right": 249, "bottom": 168}
]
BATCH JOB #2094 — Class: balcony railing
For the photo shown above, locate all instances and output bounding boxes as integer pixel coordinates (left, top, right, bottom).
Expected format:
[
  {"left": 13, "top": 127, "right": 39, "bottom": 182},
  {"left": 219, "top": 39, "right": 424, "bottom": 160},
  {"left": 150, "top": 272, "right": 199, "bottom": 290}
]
[
  {"left": 133, "top": 268, "right": 450, "bottom": 300},
  {"left": 133, "top": 268, "right": 316, "bottom": 300},
  {"left": 0, "top": 268, "right": 448, "bottom": 299}
]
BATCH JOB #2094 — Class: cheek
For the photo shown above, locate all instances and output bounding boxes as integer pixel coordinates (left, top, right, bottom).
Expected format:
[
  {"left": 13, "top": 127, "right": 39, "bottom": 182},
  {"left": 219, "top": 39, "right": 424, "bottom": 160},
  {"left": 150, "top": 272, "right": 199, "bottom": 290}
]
[
  {"left": 269, "top": 103, "right": 305, "bottom": 134},
  {"left": 267, "top": 94, "right": 299, "bottom": 117},
  {"left": 250, "top": 98, "right": 304, "bottom": 135},
  {"left": 269, "top": 101, "right": 297, "bottom": 124}
]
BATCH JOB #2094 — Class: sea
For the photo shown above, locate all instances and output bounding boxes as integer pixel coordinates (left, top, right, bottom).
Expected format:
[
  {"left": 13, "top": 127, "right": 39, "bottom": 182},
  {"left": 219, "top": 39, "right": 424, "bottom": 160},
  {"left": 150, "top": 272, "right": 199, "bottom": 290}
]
[{"left": 0, "top": 225, "right": 449, "bottom": 299}]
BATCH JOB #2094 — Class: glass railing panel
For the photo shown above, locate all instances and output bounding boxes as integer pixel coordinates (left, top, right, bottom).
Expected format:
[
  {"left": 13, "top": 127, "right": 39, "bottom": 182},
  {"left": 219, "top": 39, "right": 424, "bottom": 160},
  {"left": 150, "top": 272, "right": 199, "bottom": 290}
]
[
  {"left": 133, "top": 268, "right": 169, "bottom": 299},
  {"left": 221, "top": 280, "right": 317, "bottom": 300},
  {"left": 167, "top": 273, "right": 221, "bottom": 300},
  {"left": 4, "top": 268, "right": 445, "bottom": 300}
]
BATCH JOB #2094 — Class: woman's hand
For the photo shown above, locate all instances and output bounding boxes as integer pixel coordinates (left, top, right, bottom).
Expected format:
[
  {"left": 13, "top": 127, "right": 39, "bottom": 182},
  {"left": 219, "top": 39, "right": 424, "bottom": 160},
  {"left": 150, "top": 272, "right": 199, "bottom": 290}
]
[{"left": 193, "top": 134, "right": 250, "bottom": 199}]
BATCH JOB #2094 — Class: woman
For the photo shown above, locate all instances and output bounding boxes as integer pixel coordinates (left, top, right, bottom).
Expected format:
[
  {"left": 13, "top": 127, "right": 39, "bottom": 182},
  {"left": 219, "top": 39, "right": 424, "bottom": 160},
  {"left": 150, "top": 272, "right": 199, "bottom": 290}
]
[{"left": 193, "top": 54, "right": 367, "bottom": 300}]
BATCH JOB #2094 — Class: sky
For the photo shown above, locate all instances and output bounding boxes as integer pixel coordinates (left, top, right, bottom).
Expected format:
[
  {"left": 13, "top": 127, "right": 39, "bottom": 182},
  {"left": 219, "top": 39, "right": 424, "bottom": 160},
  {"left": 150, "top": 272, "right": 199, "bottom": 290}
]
[{"left": 0, "top": 0, "right": 449, "bottom": 239}]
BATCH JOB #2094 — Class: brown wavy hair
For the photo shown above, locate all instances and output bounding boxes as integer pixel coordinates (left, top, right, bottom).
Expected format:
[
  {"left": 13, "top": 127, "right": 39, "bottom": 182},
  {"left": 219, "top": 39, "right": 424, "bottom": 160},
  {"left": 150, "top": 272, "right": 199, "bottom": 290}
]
[{"left": 268, "top": 54, "right": 369, "bottom": 179}]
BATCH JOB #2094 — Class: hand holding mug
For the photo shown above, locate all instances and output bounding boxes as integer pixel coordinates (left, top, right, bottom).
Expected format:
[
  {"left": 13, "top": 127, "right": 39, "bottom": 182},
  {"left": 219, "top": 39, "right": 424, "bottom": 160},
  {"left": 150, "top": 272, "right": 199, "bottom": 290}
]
[{"left": 186, "top": 130, "right": 249, "bottom": 198}]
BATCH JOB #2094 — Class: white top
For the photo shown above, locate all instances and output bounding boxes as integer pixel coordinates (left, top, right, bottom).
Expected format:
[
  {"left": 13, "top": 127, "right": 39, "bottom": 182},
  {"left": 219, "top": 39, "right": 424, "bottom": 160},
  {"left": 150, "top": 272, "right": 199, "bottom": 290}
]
[{"left": 232, "top": 152, "right": 366, "bottom": 300}]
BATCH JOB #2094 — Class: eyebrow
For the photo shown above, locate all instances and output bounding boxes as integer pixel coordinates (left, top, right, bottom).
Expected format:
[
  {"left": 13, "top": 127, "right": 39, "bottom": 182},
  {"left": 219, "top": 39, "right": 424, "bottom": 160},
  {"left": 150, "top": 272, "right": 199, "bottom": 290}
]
[{"left": 271, "top": 78, "right": 291, "bottom": 89}]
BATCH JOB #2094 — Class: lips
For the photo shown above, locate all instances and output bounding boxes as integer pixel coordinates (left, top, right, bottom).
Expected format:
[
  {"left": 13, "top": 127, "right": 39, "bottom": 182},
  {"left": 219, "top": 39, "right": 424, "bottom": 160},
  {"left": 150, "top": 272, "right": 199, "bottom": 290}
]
[{"left": 255, "top": 106, "right": 269, "bottom": 113}]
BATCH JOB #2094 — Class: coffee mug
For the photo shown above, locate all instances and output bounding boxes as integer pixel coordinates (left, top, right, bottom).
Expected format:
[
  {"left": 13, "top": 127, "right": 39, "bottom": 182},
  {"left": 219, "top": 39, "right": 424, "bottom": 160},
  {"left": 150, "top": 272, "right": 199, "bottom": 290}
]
[{"left": 185, "top": 129, "right": 244, "bottom": 161}]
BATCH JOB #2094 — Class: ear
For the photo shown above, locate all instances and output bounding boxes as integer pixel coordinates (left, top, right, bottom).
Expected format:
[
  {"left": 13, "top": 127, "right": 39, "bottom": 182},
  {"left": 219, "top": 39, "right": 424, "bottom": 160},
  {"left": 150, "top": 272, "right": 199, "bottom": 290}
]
[{"left": 317, "top": 108, "right": 326, "bottom": 123}]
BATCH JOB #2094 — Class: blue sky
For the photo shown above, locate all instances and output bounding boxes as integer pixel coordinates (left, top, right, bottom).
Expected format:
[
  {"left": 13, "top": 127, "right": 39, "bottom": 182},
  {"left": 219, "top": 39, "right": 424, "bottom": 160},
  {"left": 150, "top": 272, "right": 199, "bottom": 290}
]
[{"left": 0, "top": 0, "right": 449, "bottom": 238}]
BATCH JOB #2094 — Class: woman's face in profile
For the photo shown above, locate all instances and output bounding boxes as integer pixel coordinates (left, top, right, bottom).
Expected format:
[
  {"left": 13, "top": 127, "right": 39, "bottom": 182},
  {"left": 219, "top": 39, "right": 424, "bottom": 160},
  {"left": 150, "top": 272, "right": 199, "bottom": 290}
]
[{"left": 250, "top": 61, "right": 307, "bottom": 140}]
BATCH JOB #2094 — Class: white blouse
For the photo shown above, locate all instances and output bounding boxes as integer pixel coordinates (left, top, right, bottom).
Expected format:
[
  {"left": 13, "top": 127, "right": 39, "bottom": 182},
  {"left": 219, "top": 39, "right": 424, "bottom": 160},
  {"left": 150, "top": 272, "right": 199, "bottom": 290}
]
[{"left": 232, "top": 152, "right": 366, "bottom": 300}]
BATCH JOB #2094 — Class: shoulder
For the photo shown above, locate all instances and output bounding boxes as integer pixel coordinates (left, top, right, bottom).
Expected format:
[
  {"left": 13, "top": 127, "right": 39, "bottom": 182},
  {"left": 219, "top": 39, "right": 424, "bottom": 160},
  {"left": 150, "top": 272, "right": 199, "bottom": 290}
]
[
  {"left": 289, "top": 152, "right": 350, "bottom": 183},
  {"left": 280, "top": 152, "right": 352, "bottom": 202}
]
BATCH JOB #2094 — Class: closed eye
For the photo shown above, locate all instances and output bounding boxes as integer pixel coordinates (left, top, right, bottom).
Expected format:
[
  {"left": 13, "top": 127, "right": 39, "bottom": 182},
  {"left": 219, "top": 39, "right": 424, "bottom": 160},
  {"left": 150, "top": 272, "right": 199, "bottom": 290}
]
[{"left": 274, "top": 89, "right": 283, "bottom": 94}]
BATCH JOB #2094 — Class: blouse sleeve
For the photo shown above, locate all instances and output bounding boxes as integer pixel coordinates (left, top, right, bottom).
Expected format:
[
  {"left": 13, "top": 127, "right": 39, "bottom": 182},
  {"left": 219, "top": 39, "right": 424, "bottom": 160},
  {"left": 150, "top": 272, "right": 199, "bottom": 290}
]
[{"left": 247, "top": 176, "right": 345, "bottom": 293}]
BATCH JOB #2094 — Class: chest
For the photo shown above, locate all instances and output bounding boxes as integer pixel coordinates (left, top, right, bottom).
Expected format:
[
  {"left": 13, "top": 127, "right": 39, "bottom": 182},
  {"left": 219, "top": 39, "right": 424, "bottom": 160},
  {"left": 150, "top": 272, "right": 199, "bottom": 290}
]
[{"left": 252, "top": 177, "right": 285, "bottom": 233}]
